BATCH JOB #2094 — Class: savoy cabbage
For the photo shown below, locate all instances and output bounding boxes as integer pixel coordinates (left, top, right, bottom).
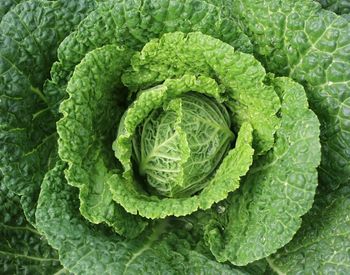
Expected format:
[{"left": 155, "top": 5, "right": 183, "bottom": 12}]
[{"left": 0, "top": 0, "right": 349, "bottom": 274}]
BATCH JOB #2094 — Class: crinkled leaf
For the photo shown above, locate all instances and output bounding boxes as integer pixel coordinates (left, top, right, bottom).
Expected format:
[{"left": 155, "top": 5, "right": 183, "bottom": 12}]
[
  {"left": 267, "top": 185, "right": 350, "bottom": 274},
  {"left": 36, "top": 160, "right": 254, "bottom": 275},
  {"left": 0, "top": 0, "right": 25, "bottom": 21},
  {"left": 49, "top": 0, "right": 252, "bottom": 105},
  {"left": 0, "top": 184, "right": 64, "bottom": 274},
  {"left": 232, "top": 0, "right": 350, "bottom": 188},
  {"left": 110, "top": 117, "right": 253, "bottom": 218},
  {"left": 114, "top": 74, "right": 226, "bottom": 181},
  {"left": 204, "top": 77, "right": 321, "bottom": 265},
  {"left": 111, "top": 71, "right": 253, "bottom": 219},
  {"left": 137, "top": 93, "right": 233, "bottom": 197},
  {"left": 317, "top": 0, "right": 350, "bottom": 14},
  {"left": 0, "top": 0, "right": 98, "bottom": 224},
  {"left": 0, "top": 0, "right": 330, "bottom": 273},
  {"left": 58, "top": 44, "right": 147, "bottom": 238},
  {"left": 123, "top": 32, "right": 280, "bottom": 155}
]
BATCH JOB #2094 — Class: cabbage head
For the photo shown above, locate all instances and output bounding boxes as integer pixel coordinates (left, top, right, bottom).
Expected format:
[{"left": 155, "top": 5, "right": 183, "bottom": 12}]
[{"left": 1, "top": 0, "right": 349, "bottom": 274}]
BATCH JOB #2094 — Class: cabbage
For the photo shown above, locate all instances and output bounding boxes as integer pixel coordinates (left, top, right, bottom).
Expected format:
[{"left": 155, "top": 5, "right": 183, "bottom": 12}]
[{"left": 1, "top": 0, "right": 349, "bottom": 274}]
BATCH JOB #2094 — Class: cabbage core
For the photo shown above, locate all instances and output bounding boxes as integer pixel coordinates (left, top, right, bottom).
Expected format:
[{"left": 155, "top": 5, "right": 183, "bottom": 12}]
[{"left": 133, "top": 93, "right": 234, "bottom": 197}]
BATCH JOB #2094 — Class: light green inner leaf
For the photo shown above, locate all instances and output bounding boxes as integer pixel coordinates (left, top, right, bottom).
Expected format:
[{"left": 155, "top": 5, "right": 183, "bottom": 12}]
[
  {"left": 123, "top": 32, "right": 280, "bottom": 155},
  {"left": 204, "top": 77, "right": 321, "bottom": 266},
  {"left": 138, "top": 93, "right": 234, "bottom": 198},
  {"left": 57, "top": 44, "right": 147, "bottom": 238}
]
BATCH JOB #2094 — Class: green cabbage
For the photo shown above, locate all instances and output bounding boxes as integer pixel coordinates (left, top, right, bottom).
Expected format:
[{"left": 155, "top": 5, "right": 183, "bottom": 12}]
[
  {"left": 1, "top": 0, "right": 349, "bottom": 274},
  {"left": 135, "top": 93, "right": 234, "bottom": 198}
]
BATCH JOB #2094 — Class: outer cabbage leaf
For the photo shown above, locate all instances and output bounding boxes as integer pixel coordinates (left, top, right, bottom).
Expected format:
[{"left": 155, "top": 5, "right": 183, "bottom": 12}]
[
  {"left": 317, "top": 0, "right": 350, "bottom": 14},
  {"left": 0, "top": 184, "right": 65, "bottom": 274},
  {"left": 267, "top": 185, "right": 350, "bottom": 274},
  {"left": 57, "top": 44, "right": 147, "bottom": 238},
  {"left": 0, "top": 0, "right": 99, "bottom": 224},
  {"left": 342, "top": 13, "right": 350, "bottom": 21},
  {"left": 48, "top": 0, "right": 252, "bottom": 108},
  {"left": 36, "top": 160, "right": 255, "bottom": 275},
  {"left": 0, "top": 0, "right": 25, "bottom": 21},
  {"left": 204, "top": 78, "right": 321, "bottom": 265},
  {"left": 232, "top": 0, "right": 350, "bottom": 188}
]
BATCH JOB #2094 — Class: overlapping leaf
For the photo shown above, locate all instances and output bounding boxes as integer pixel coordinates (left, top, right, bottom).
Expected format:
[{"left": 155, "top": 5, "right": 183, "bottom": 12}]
[
  {"left": 268, "top": 185, "right": 350, "bottom": 274},
  {"left": 0, "top": 0, "right": 340, "bottom": 274},
  {"left": 0, "top": 184, "right": 64, "bottom": 274},
  {"left": 317, "top": 0, "right": 350, "bottom": 14},
  {"left": 57, "top": 44, "right": 147, "bottom": 238},
  {"left": 36, "top": 161, "right": 255, "bottom": 275},
  {"left": 48, "top": 0, "right": 252, "bottom": 107},
  {"left": 204, "top": 78, "right": 321, "bottom": 265},
  {"left": 0, "top": 0, "right": 99, "bottom": 224},
  {"left": 231, "top": 0, "right": 350, "bottom": 189}
]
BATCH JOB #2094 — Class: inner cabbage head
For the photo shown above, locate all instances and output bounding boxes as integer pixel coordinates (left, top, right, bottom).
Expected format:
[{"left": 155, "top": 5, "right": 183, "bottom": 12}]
[{"left": 133, "top": 93, "right": 234, "bottom": 198}]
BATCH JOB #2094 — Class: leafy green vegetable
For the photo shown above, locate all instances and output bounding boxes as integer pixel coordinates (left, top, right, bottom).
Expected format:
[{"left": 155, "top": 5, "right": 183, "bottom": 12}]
[
  {"left": 136, "top": 93, "right": 234, "bottom": 198},
  {"left": 57, "top": 44, "right": 147, "bottom": 238},
  {"left": 0, "top": 184, "right": 65, "bottom": 274},
  {"left": 35, "top": 160, "right": 254, "bottom": 275},
  {"left": 1, "top": 0, "right": 349, "bottom": 273},
  {"left": 122, "top": 32, "right": 280, "bottom": 155},
  {"left": 317, "top": 0, "right": 350, "bottom": 14},
  {"left": 51, "top": 27, "right": 320, "bottom": 269},
  {"left": 204, "top": 77, "right": 320, "bottom": 265},
  {"left": 0, "top": 0, "right": 99, "bottom": 224},
  {"left": 231, "top": 0, "right": 350, "bottom": 189},
  {"left": 0, "top": 0, "right": 25, "bottom": 20},
  {"left": 49, "top": 0, "right": 252, "bottom": 108},
  {"left": 268, "top": 185, "right": 350, "bottom": 274}
]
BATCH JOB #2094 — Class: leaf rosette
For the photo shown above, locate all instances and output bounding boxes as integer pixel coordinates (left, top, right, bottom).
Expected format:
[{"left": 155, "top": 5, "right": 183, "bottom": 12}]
[
  {"left": 1, "top": 0, "right": 336, "bottom": 273},
  {"left": 53, "top": 15, "right": 320, "bottom": 268}
]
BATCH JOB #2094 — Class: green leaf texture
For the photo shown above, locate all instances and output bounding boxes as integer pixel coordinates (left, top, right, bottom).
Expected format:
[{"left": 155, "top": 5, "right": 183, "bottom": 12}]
[
  {"left": 0, "top": 0, "right": 98, "bottom": 224},
  {"left": 0, "top": 184, "right": 64, "bottom": 274},
  {"left": 231, "top": 0, "right": 350, "bottom": 188},
  {"left": 0, "top": 1, "right": 329, "bottom": 273},
  {"left": 137, "top": 93, "right": 234, "bottom": 198},
  {"left": 114, "top": 74, "right": 227, "bottom": 183},
  {"left": 317, "top": 0, "right": 350, "bottom": 14},
  {"left": 57, "top": 44, "right": 147, "bottom": 238},
  {"left": 267, "top": 185, "right": 350, "bottom": 274},
  {"left": 57, "top": 40, "right": 254, "bottom": 222},
  {"left": 56, "top": 30, "right": 320, "bottom": 266},
  {"left": 36, "top": 160, "right": 254, "bottom": 275},
  {"left": 48, "top": 0, "right": 252, "bottom": 106},
  {"left": 122, "top": 32, "right": 280, "bottom": 155},
  {"left": 204, "top": 78, "right": 321, "bottom": 265},
  {"left": 0, "top": 0, "right": 25, "bottom": 21},
  {"left": 111, "top": 101, "right": 254, "bottom": 218}
]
